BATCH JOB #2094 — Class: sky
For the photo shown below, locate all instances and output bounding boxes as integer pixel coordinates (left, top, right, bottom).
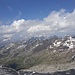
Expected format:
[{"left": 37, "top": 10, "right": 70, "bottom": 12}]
[
  {"left": 0, "top": 0, "right": 75, "bottom": 23},
  {"left": 0, "top": 0, "right": 75, "bottom": 42}
]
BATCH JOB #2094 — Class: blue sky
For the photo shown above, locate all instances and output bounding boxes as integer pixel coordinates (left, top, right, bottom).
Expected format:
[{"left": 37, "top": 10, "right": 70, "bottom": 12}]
[
  {"left": 0, "top": 0, "right": 75, "bottom": 42},
  {"left": 0, "top": 0, "right": 75, "bottom": 23}
]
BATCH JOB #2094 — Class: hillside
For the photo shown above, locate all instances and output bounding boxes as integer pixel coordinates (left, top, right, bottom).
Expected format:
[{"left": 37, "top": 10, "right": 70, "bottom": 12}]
[{"left": 0, "top": 35, "right": 75, "bottom": 71}]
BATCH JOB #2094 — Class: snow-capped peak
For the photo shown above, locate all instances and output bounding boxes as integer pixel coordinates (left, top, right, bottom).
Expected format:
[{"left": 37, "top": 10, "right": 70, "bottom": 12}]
[{"left": 52, "top": 35, "right": 75, "bottom": 49}]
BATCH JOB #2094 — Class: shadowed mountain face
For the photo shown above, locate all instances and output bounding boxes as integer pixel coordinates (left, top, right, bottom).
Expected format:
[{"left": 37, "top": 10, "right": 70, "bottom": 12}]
[{"left": 0, "top": 35, "right": 75, "bottom": 71}]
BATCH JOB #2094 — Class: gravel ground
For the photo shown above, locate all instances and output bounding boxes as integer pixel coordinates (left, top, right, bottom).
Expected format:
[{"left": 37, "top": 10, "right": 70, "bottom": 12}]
[{"left": 27, "top": 62, "right": 75, "bottom": 73}]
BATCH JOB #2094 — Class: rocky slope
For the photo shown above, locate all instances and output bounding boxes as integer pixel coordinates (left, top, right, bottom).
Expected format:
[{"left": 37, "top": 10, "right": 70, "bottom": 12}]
[
  {"left": 0, "top": 35, "right": 75, "bottom": 71},
  {"left": 0, "top": 66, "right": 75, "bottom": 75}
]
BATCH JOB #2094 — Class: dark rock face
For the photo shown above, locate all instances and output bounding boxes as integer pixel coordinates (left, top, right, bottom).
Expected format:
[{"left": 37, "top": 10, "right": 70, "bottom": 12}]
[{"left": 0, "top": 67, "right": 18, "bottom": 75}]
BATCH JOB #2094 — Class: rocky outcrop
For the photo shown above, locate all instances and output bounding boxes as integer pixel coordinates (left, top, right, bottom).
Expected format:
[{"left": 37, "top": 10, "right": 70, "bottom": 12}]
[
  {"left": 0, "top": 66, "right": 18, "bottom": 75},
  {"left": 0, "top": 66, "right": 75, "bottom": 75},
  {"left": 19, "top": 69, "right": 75, "bottom": 75}
]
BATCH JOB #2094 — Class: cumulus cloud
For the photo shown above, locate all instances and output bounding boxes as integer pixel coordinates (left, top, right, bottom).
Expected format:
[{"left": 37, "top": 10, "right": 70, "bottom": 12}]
[
  {"left": 0, "top": 9, "right": 75, "bottom": 42},
  {"left": 27, "top": 25, "right": 51, "bottom": 33}
]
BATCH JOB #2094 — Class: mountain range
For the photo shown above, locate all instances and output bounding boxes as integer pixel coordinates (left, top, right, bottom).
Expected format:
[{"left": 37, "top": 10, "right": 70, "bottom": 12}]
[{"left": 0, "top": 35, "right": 75, "bottom": 72}]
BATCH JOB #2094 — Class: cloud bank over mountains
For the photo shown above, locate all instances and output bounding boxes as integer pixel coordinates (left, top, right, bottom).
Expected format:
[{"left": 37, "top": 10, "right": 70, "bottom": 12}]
[{"left": 0, "top": 9, "right": 75, "bottom": 41}]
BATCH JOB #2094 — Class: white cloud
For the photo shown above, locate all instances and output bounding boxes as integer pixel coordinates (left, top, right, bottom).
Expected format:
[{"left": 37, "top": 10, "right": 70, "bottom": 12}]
[
  {"left": 11, "top": 19, "right": 25, "bottom": 31},
  {"left": 0, "top": 9, "right": 75, "bottom": 41},
  {"left": 27, "top": 25, "right": 51, "bottom": 33},
  {"left": 3, "top": 34, "right": 13, "bottom": 38}
]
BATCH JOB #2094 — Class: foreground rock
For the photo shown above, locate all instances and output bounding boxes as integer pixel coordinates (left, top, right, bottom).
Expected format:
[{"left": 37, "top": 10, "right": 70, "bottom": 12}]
[
  {"left": 19, "top": 69, "right": 75, "bottom": 75},
  {"left": 0, "top": 66, "right": 18, "bottom": 75},
  {"left": 0, "top": 66, "right": 75, "bottom": 75}
]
